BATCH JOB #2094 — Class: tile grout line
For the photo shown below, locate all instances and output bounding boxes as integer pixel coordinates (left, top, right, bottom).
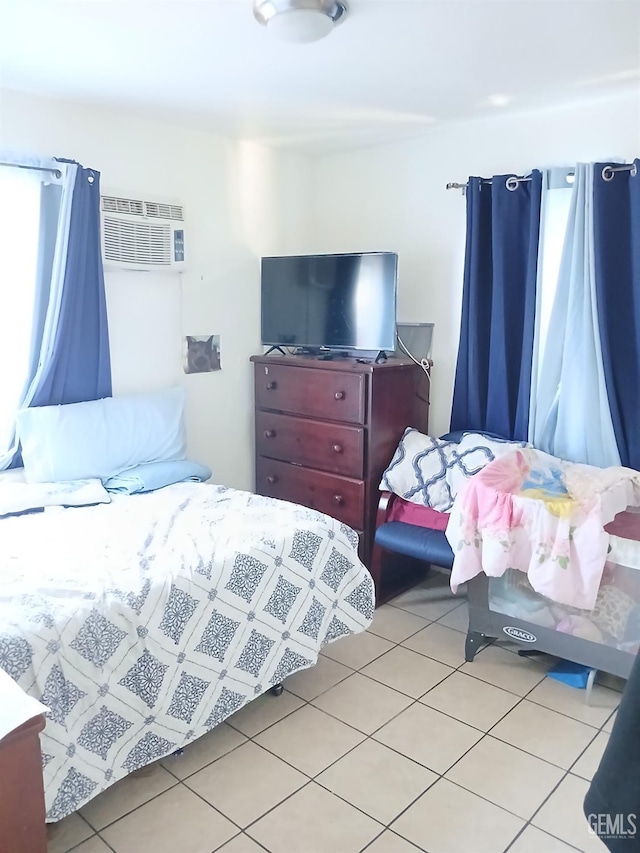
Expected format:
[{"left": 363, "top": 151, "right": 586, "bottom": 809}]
[
  {"left": 210, "top": 828, "right": 272, "bottom": 853},
  {"left": 366, "top": 606, "right": 441, "bottom": 644},
  {"left": 201, "top": 628, "right": 461, "bottom": 847},
  {"left": 234, "top": 640, "right": 573, "bottom": 845},
  {"left": 493, "top": 670, "right": 604, "bottom": 853},
  {"left": 451, "top": 640, "right": 621, "bottom": 730},
  {"left": 186, "top": 697, "right": 391, "bottom": 845},
  {"left": 385, "top": 600, "right": 466, "bottom": 623},
  {"left": 79, "top": 774, "right": 181, "bottom": 835},
  {"left": 238, "top": 777, "right": 385, "bottom": 845},
  {"left": 63, "top": 601, "right": 617, "bottom": 853},
  {"left": 84, "top": 673, "right": 601, "bottom": 849},
  {"left": 177, "top": 777, "right": 246, "bottom": 834},
  {"left": 359, "top": 825, "right": 428, "bottom": 853},
  {"left": 162, "top": 733, "right": 250, "bottom": 782},
  {"left": 187, "top": 629, "right": 605, "bottom": 839},
  {"left": 226, "top": 631, "right": 610, "bottom": 852},
  {"left": 80, "top": 754, "right": 245, "bottom": 842},
  {"left": 309, "top": 629, "right": 609, "bottom": 851},
  {"left": 476, "top": 637, "right": 617, "bottom": 852},
  {"left": 502, "top": 765, "right": 588, "bottom": 853},
  {"left": 95, "top": 836, "right": 117, "bottom": 853},
  {"left": 225, "top": 690, "right": 309, "bottom": 739}
]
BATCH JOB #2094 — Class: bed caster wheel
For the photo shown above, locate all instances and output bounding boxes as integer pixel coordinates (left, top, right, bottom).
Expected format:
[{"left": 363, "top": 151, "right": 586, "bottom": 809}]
[{"left": 270, "top": 683, "right": 284, "bottom": 697}]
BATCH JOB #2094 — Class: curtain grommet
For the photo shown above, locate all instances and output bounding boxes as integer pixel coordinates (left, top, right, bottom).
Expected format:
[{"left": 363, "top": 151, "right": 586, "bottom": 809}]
[
  {"left": 602, "top": 166, "right": 615, "bottom": 182},
  {"left": 506, "top": 176, "right": 519, "bottom": 192}
]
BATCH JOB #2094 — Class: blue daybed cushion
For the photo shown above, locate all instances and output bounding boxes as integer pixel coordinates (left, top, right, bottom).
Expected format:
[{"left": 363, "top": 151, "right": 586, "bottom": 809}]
[
  {"left": 103, "top": 460, "right": 212, "bottom": 495},
  {"left": 375, "top": 521, "right": 455, "bottom": 569},
  {"left": 16, "top": 387, "right": 187, "bottom": 483}
]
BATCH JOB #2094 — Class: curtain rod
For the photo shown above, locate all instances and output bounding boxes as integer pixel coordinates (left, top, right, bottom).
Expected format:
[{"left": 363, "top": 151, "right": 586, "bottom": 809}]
[
  {"left": 447, "top": 163, "right": 637, "bottom": 192},
  {"left": 0, "top": 161, "right": 62, "bottom": 179},
  {"left": 602, "top": 163, "right": 637, "bottom": 181},
  {"left": 446, "top": 174, "right": 532, "bottom": 193}
]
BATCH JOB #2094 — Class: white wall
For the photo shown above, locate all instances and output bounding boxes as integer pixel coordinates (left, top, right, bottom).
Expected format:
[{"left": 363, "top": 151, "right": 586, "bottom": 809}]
[
  {"left": 0, "top": 89, "right": 312, "bottom": 489},
  {"left": 306, "top": 92, "right": 640, "bottom": 436},
  {"left": 2, "top": 88, "right": 638, "bottom": 478}
]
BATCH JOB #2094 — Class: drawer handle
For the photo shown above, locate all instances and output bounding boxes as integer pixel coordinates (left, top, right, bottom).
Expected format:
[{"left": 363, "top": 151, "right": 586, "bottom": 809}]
[
  {"left": 333, "top": 494, "right": 344, "bottom": 506},
  {"left": 266, "top": 381, "right": 277, "bottom": 390},
  {"left": 332, "top": 444, "right": 343, "bottom": 454},
  {"left": 264, "top": 429, "right": 276, "bottom": 439},
  {"left": 334, "top": 391, "right": 345, "bottom": 400},
  {"left": 266, "top": 475, "right": 278, "bottom": 485}
]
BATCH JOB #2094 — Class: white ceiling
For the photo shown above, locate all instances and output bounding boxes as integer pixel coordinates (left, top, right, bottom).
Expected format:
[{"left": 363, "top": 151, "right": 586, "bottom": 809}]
[{"left": 1, "top": 0, "right": 639, "bottom": 153}]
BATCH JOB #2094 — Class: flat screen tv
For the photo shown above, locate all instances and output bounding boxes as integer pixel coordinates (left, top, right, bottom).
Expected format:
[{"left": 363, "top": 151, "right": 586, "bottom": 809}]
[{"left": 261, "top": 252, "right": 398, "bottom": 352}]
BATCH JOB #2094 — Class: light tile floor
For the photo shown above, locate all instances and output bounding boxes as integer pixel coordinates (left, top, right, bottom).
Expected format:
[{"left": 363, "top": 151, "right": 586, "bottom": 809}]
[{"left": 47, "top": 574, "right": 622, "bottom": 853}]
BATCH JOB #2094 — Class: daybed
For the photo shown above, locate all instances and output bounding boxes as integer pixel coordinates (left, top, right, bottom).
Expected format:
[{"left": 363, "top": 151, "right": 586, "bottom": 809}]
[
  {"left": 0, "top": 482, "right": 374, "bottom": 820},
  {"left": 373, "top": 431, "right": 640, "bottom": 681}
]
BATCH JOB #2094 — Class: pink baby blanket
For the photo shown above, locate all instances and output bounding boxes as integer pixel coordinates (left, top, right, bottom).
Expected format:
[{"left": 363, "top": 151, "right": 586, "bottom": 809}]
[{"left": 446, "top": 448, "right": 640, "bottom": 610}]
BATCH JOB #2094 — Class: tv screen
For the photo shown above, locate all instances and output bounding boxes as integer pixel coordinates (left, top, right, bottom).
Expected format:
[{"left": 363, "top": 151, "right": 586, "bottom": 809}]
[{"left": 261, "top": 252, "right": 398, "bottom": 351}]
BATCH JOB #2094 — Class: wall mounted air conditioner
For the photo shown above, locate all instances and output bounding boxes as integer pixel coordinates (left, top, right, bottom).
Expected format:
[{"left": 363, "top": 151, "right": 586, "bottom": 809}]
[{"left": 100, "top": 193, "right": 186, "bottom": 272}]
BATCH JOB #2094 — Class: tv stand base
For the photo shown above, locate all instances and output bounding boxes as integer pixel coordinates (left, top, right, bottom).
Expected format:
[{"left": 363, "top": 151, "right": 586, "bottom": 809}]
[{"left": 264, "top": 345, "right": 287, "bottom": 356}]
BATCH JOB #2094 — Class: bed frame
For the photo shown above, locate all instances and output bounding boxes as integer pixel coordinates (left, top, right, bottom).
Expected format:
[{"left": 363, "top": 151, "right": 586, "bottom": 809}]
[{"left": 373, "top": 491, "right": 636, "bottom": 681}]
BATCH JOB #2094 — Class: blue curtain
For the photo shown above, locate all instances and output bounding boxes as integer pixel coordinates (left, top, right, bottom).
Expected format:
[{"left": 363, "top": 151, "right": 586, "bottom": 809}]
[
  {"left": 2, "top": 161, "right": 111, "bottom": 469},
  {"left": 450, "top": 171, "right": 542, "bottom": 440},
  {"left": 30, "top": 165, "right": 111, "bottom": 407},
  {"left": 594, "top": 160, "right": 640, "bottom": 470},
  {"left": 530, "top": 164, "right": 620, "bottom": 468}
]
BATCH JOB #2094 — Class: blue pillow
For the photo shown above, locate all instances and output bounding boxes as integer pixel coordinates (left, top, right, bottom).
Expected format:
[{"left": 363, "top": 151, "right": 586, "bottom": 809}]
[
  {"left": 103, "top": 460, "right": 212, "bottom": 494},
  {"left": 16, "top": 387, "right": 186, "bottom": 483}
]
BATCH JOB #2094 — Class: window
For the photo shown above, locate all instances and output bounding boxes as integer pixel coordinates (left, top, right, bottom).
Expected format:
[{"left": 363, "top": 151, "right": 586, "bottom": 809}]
[
  {"left": 533, "top": 169, "right": 574, "bottom": 388},
  {"left": 0, "top": 167, "right": 41, "bottom": 453}
]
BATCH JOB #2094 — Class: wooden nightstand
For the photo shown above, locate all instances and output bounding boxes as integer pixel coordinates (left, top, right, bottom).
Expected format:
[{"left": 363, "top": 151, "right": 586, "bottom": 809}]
[{"left": 0, "top": 714, "right": 47, "bottom": 853}]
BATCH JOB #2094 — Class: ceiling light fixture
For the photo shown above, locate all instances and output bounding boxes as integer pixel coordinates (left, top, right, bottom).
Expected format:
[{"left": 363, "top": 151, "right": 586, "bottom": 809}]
[{"left": 253, "top": 0, "right": 348, "bottom": 43}]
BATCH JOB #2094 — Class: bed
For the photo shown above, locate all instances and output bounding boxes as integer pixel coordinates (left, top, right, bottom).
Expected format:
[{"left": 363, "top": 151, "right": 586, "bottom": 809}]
[{"left": 0, "top": 482, "right": 374, "bottom": 821}]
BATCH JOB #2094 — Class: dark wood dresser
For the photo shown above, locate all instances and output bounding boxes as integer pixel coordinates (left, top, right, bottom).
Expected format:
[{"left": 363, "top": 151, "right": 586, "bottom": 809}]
[{"left": 251, "top": 355, "right": 430, "bottom": 583}]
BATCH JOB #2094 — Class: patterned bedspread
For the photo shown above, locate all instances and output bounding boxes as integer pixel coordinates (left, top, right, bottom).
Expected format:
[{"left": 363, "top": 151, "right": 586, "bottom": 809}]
[{"left": 0, "top": 483, "right": 374, "bottom": 821}]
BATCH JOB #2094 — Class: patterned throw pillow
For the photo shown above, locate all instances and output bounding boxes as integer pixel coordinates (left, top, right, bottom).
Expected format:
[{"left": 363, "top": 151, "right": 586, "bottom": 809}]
[{"left": 380, "top": 429, "right": 527, "bottom": 512}]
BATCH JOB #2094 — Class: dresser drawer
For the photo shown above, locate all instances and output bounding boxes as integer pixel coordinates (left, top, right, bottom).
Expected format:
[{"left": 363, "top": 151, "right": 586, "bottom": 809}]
[
  {"left": 256, "top": 457, "right": 365, "bottom": 530},
  {"left": 254, "top": 364, "right": 365, "bottom": 424},
  {"left": 256, "top": 411, "right": 364, "bottom": 478}
]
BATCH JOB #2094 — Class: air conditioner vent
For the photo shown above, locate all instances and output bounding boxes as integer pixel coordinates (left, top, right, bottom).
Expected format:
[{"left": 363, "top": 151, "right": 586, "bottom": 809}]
[
  {"left": 101, "top": 195, "right": 184, "bottom": 221},
  {"left": 101, "top": 196, "right": 145, "bottom": 216},
  {"left": 144, "top": 202, "right": 184, "bottom": 221},
  {"left": 103, "top": 217, "right": 172, "bottom": 267}
]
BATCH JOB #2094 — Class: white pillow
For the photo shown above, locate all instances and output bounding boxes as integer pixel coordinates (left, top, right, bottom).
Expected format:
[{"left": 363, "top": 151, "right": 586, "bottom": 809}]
[
  {"left": 0, "top": 478, "right": 110, "bottom": 518},
  {"left": 380, "top": 429, "right": 527, "bottom": 512},
  {"left": 16, "top": 387, "right": 186, "bottom": 483}
]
